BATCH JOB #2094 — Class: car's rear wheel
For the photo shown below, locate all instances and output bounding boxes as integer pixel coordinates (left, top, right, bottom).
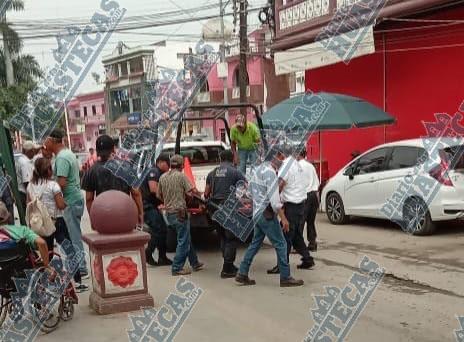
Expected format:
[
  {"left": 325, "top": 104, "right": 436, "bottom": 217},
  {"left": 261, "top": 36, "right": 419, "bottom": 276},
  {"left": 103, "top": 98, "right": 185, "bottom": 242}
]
[
  {"left": 402, "top": 197, "right": 435, "bottom": 235},
  {"left": 326, "top": 193, "right": 349, "bottom": 225}
]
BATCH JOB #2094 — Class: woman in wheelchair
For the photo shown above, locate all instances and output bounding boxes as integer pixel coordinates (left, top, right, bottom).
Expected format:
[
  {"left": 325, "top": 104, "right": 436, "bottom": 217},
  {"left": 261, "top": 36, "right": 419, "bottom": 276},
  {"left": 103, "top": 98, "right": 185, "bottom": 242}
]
[
  {"left": 0, "top": 201, "right": 50, "bottom": 267},
  {"left": 0, "top": 201, "right": 77, "bottom": 331}
]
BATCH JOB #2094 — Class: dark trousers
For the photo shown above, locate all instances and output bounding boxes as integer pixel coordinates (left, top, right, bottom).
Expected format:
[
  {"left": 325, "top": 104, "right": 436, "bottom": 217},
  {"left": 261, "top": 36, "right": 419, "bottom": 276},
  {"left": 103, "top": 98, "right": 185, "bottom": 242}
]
[
  {"left": 144, "top": 205, "right": 167, "bottom": 259},
  {"left": 45, "top": 217, "right": 81, "bottom": 283},
  {"left": 284, "top": 202, "right": 313, "bottom": 263},
  {"left": 18, "top": 191, "right": 27, "bottom": 216},
  {"left": 303, "top": 191, "right": 319, "bottom": 245},
  {"left": 210, "top": 203, "right": 238, "bottom": 272}
]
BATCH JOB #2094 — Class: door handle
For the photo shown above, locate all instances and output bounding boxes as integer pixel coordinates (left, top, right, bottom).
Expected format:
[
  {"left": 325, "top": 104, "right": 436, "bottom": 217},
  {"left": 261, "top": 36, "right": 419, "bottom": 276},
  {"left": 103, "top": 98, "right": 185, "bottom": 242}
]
[{"left": 369, "top": 177, "right": 375, "bottom": 182}]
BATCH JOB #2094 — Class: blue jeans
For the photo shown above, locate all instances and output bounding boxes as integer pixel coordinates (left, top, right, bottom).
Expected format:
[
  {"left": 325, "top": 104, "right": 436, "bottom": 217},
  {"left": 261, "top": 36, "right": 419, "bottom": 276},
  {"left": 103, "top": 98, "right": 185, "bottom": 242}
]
[
  {"left": 165, "top": 213, "right": 199, "bottom": 272},
  {"left": 239, "top": 214, "right": 291, "bottom": 280},
  {"left": 63, "top": 197, "right": 88, "bottom": 275},
  {"left": 144, "top": 205, "right": 167, "bottom": 258},
  {"left": 238, "top": 149, "right": 257, "bottom": 175}
]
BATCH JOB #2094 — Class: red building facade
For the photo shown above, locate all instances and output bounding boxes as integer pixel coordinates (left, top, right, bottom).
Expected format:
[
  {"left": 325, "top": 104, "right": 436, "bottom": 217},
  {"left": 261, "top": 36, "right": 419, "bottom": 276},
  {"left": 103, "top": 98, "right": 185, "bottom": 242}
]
[{"left": 272, "top": 0, "right": 464, "bottom": 177}]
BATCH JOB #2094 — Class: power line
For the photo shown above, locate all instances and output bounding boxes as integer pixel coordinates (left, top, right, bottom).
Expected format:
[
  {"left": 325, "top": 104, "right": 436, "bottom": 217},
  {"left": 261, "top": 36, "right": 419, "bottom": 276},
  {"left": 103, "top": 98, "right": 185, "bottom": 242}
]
[{"left": 3, "top": 6, "right": 264, "bottom": 41}]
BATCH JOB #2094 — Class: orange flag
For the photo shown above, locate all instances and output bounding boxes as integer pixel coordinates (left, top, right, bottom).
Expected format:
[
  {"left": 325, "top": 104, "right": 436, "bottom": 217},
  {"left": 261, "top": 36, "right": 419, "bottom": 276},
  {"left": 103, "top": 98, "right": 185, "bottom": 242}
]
[{"left": 183, "top": 156, "right": 196, "bottom": 188}]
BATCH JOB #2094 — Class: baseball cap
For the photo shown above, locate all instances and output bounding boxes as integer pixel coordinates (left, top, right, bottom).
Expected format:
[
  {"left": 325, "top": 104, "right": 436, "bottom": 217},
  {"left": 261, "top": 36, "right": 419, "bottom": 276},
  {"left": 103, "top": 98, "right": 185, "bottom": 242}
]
[
  {"left": 96, "top": 135, "right": 115, "bottom": 152},
  {"left": 170, "top": 154, "right": 184, "bottom": 167},
  {"left": 22, "top": 140, "right": 37, "bottom": 150},
  {"left": 0, "top": 201, "right": 10, "bottom": 224}
]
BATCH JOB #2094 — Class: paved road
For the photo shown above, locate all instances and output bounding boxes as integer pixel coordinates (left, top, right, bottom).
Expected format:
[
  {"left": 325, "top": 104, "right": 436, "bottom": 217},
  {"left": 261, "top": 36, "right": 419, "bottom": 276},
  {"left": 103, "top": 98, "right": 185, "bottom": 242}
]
[{"left": 35, "top": 212, "right": 464, "bottom": 342}]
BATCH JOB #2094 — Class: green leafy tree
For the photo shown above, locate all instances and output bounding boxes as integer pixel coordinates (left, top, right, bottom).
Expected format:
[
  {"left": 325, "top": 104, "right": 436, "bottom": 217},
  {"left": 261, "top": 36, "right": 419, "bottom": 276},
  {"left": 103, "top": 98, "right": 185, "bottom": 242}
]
[{"left": 0, "top": 0, "right": 43, "bottom": 121}]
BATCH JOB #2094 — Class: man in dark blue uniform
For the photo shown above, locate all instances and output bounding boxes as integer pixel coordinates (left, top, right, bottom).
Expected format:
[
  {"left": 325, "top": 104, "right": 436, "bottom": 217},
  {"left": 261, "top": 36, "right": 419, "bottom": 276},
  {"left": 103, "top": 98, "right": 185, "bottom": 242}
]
[
  {"left": 204, "top": 150, "right": 246, "bottom": 278},
  {"left": 140, "top": 154, "right": 172, "bottom": 266}
]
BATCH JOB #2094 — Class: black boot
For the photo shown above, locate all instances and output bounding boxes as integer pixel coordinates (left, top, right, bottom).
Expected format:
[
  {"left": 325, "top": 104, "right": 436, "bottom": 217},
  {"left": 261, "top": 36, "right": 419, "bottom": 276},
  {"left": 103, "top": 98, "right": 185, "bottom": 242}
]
[
  {"left": 221, "top": 264, "right": 238, "bottom": 279},
  {"left": 145, "top": 249, "right": 157, "bottom": 266},
  {"left": 158, "top": 255, "right": 173, "bottom": 266}
]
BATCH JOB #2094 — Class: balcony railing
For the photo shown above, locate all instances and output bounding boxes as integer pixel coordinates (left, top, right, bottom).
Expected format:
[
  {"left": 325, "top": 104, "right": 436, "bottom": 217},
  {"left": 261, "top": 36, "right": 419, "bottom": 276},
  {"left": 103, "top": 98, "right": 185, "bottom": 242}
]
[
  {"left": 196, "top": 92, "right": 211, "bottom": 103},
  {"left": 231, "top": 86, "right": 251, "bottom": 99},
  {"left": 85, "top": 115, "right": 106, "bottom": 125}
]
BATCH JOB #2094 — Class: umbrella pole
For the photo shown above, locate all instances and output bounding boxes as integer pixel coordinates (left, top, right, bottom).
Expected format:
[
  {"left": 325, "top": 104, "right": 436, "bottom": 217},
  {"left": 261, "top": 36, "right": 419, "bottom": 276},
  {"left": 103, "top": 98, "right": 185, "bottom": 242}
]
[{"left": 319, "top": 131, "right": 322, "bottom": 211}]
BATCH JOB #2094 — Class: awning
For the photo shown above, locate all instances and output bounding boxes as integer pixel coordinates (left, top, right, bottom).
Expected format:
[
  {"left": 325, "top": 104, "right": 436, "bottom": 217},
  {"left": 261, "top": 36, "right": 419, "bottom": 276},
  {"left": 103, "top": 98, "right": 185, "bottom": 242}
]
[{"left": 274, "top": 25, "right": 375, "bottom": 75}]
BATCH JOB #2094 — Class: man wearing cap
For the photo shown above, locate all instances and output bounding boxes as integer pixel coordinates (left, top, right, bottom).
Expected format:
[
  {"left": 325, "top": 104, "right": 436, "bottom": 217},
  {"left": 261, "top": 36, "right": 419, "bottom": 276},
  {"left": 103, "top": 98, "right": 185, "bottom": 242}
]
[
  {"left": 157, "top": 155, "right": 204, "bottom": 276},
  {"left": 230, "top": 114, "right": 261, "bottom": 175},
  {"left": 44, "top": 129, "right": 88, "bottom": 277},
  {"left": 204, "top": 150, "right": 246, "bottom": 278},
  {"left": 235, "top": 146, "right": 304, "bottom": 287},
  {"left": 15, "top": 140, "right": 38, "bottom": 212},
  {"left": 81, "top": 134, "right": 143, "bottom": 223},
  {"left": 140, "top": 153, "right": 172, "bottom": 267}
]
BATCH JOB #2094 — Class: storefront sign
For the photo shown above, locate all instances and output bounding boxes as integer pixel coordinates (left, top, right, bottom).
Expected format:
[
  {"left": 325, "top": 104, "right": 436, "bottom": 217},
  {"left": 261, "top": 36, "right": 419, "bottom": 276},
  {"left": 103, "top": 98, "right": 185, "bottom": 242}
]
[
  {"left": 127, "top": 112, "right": 141, "bottom": 125},
  {"left": 274, "top": 25, "right": 374, "bottom": 75}
]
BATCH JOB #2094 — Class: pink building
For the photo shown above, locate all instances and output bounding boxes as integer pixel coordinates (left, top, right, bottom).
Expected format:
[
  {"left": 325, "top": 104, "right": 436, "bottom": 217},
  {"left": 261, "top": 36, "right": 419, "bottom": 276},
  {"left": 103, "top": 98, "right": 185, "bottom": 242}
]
[
  {"left": 186, "top": 29, "right": 290, "bottom": 141},
  {"left": 66, "top": 90, "right": 106, "bottom": 152}
]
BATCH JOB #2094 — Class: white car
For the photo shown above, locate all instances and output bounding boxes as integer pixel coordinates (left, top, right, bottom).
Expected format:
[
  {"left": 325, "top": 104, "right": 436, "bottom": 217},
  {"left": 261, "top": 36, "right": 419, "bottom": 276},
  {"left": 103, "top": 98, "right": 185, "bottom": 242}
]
[{"left": 321, "top": 138, "right": 464, "bottom": 235}]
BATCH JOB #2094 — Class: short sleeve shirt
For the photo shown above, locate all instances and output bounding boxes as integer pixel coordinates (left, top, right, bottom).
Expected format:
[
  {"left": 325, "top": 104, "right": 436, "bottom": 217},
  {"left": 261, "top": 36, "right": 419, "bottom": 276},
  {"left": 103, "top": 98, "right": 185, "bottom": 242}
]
[
  {"left": 230, "top": 122, "right": 260, "bottom": 151},
  {"left": 3, "top": 225, "right": 38, "bottom": 248},
  {"left": 81, "top": 161, "right": 131, "bottom": 196},
  {"left": 54, "top": 149, "right": 82, "bottom": 205},
  {"left": 278, "top": 157, "right": 307, "bottom": 204},
  {"left": 206, "top": 162, "right": 246, "bottom": 201},
  {"left": 157, "top": 170, "right": 193, "bottom": 213},
  {"left": 27, "top": 180, "right": 63, "bottom": 218},
  {"left": 15, "top": 154, "right": 33, "bottom": 193},
  {"left": 140, "top": 167, "right": 162, "bottom": 207}
]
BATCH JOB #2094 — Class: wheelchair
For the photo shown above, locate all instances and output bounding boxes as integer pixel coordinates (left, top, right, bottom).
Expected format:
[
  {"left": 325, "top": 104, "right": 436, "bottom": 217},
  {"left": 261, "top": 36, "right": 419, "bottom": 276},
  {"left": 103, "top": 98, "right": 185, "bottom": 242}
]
[{"left": 0, "top": 239, "right": 78, "bottom": 334}]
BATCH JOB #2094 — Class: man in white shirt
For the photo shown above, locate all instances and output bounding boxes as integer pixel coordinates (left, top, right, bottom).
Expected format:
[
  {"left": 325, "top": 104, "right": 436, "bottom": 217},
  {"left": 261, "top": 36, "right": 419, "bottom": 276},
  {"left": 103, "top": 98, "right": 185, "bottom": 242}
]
[
  {"left": 15, "top": 141, "right": 38, "bottom": 212},
  {"left": 235, "top": 146, "right": 304, "bottom": 287},
  {"left": 298, "top": 148, "right": 320, "bottom": 251},
  {"left": 268, "top": 146, "right": 314, "bottom": 274}
]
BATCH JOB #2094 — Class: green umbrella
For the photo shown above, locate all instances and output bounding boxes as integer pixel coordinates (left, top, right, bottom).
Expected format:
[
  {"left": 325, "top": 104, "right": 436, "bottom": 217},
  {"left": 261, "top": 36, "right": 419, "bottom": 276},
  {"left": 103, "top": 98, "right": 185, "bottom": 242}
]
[
  {"left": 262, "top": 92, "right": 395, "bottom": 131},
  {"left": 261, "top": 92, "right": 395, "bottom": 188}
]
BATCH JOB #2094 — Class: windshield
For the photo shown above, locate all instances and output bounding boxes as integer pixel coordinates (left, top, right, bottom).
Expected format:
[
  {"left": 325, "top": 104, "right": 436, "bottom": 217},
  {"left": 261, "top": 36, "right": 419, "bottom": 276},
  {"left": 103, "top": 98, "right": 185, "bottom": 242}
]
[{"left": 162, "top": 145, "right": 225, "bottom": 165}]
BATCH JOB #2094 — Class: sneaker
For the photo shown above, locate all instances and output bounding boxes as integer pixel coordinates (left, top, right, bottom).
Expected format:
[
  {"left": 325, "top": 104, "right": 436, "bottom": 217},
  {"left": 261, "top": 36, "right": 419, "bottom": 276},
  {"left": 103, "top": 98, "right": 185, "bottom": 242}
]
[
  {"left": 75, "top": 283, "right": 89, "bottom": 293},
  {"left": 280, "top": 277, "right": 304, "bottom": 287},
  {"left": 297, "top": 260, "right": 315, "bottom": 270},
  {"left": 266, "top": 265, "right": 279, "bottom": 274},
  {"left": 235, "top": 274, "right": 256, "bottom": 286},
  {"left": 172, "top": 268, "right": 192, "bottom": 276},
  {"left": 192, "top": 262, "right": 204, "bottom": 272},
  {"left": 157, "top": 257, "right": 173, "bottom": 266}
]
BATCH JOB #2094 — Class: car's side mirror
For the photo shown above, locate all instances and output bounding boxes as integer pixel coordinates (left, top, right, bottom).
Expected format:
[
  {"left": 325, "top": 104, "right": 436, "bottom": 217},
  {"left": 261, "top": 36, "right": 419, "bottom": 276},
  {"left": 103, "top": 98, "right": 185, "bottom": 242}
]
[{"left": 344, "top": 167, "right": 355, "bottom": 180}]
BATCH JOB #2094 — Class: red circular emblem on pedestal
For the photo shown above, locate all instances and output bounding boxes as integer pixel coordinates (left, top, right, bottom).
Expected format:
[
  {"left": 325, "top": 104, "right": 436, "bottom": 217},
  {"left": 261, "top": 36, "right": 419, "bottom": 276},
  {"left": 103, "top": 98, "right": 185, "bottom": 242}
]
[{"left": 106, "top": 256, "right": 139, "bottom": 288}]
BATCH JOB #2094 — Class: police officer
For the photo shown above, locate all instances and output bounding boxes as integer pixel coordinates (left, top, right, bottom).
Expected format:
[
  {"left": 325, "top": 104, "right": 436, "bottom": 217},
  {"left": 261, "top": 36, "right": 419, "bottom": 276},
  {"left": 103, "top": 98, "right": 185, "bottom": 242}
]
[
  {"left": 204, "top": 150, "right": 246, "bottom": 278},
  {"left": 140, "top": 154, "right": 172, "bottom": 266}
]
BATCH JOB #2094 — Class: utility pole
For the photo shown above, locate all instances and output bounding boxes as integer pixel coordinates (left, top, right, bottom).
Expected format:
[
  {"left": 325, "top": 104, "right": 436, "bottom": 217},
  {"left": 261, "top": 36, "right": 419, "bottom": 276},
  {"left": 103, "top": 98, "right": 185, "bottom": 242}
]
[
  {"left": 219, "top": 0, "right": 229, "bottom": 124},
  {"left": 239, "top": 0, "right": 248, "bottom": 116},
  {"left": 1, "top": 13, "right": 14, "bottom": 87}
]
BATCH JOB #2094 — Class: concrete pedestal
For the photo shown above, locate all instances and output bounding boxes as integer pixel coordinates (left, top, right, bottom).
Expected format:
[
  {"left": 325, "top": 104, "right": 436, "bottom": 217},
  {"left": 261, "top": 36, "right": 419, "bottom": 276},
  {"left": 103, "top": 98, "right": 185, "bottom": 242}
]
[{"left": 83, "top": 231, "right": 154, "bottom": 315}]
